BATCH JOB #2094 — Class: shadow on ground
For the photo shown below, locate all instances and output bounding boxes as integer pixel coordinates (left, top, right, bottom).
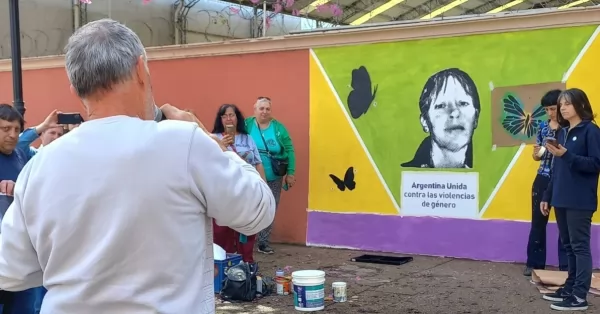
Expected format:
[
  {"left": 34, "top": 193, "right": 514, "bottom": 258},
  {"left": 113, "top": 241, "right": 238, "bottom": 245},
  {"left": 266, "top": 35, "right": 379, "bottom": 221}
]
[{"left": 216, "top": 244, "right": 594, "bottom": 313}]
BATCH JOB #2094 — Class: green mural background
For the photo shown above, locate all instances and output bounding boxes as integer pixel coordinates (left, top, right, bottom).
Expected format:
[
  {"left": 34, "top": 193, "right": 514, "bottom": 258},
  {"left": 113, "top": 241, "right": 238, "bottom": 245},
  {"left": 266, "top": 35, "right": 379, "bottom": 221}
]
[{"left": 313, "top": 25, "right": 596, "bottom": 209}]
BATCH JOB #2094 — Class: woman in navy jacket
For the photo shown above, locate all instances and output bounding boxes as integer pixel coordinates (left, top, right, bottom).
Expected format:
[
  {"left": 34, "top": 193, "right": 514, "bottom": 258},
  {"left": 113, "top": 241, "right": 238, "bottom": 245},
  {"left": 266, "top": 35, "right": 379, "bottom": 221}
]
[{"left": 540, "top": 88, "right": 600, "bottom": 311}]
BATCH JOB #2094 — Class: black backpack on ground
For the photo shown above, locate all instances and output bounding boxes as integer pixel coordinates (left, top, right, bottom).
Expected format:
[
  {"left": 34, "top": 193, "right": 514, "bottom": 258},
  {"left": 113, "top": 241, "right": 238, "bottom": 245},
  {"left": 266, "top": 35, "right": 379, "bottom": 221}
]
[{"left": 220, "top": 262, "right": 258, "bottom": 302}]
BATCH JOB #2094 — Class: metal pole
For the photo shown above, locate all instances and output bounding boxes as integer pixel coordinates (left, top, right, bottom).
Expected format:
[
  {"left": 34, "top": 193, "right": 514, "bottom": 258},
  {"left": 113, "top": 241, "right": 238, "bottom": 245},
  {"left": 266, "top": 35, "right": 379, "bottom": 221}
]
[
  {"left": 8, "top": 0, "right": 25, "bottom": 118},
  {"left": 262, "top": 1, "right": 267, "bottom": 37}
]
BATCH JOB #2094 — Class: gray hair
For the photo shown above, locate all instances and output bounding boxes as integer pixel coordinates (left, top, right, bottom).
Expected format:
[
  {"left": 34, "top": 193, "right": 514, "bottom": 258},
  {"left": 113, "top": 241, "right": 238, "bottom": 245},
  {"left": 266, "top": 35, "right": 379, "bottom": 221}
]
[
  {"left": 65, "top": 19, "right": 146, "bottom": 98},
  {"left": 254, "top": 99, "right": 271, "bottom": 108}
]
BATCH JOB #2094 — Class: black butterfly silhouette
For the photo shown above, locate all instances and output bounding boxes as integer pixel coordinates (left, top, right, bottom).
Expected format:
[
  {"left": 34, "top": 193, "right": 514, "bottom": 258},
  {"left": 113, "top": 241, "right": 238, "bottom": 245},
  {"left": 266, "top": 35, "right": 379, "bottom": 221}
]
[
  {"left": 347, "top": 66, "right": 378, "bottom": 119},
  {"left": 329, "top": 167, "right": 356, "bottom": 191}
]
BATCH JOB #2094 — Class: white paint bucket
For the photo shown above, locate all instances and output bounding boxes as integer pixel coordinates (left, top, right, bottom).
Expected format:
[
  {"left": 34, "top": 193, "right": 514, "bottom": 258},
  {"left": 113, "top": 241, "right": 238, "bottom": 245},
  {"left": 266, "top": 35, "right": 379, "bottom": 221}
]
[
  {"left": 292, "top": 270, "right": 326, "bottom": 312},
  {"left": 332, "top": 282, "right": 347, "bottom": 302}
]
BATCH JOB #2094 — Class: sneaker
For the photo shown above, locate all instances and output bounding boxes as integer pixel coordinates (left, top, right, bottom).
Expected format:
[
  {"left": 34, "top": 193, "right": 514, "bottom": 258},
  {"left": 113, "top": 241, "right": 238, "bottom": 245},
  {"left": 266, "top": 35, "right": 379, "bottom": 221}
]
[
  {"left": 258, "top": 245, "right": 274, "bottom": 254},
  {"left": 543, "top": 288, "right": 571, "bottom": 302},
  {"left": 523, "top": 266, "right": 533, "bottom": 276},
  {"left": 550, "top": 295, "right": 588, "bottom": 311}
]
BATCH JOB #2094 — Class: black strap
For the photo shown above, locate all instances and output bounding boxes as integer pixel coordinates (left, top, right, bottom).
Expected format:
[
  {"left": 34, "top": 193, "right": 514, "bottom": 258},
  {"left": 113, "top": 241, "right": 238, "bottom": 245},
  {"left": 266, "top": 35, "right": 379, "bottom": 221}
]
[{"left": 256, "top": 120, "right": 273, "bottom": 157}]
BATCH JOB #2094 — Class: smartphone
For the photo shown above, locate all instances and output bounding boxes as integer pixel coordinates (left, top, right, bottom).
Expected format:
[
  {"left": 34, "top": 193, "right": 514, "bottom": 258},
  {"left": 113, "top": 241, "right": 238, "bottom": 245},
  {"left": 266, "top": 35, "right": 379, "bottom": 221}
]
[
  {"left": 224, "top": 125, "right": 235, "bottom": 145},
  {"left": 57, "top": 113, "right": 84, "bottom": 125},
  {"left": 225, "top": 125, "right": 235, "bottom": 135},
  {"left": 545, "top": 137, "right": 558, "bottom": 147}
]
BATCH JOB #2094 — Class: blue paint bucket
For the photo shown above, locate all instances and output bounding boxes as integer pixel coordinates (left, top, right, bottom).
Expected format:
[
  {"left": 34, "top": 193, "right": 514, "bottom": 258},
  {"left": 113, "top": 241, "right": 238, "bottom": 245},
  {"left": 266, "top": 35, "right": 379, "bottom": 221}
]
[{"left": 292, "top": 270, "right": 326, "bottom": 312}]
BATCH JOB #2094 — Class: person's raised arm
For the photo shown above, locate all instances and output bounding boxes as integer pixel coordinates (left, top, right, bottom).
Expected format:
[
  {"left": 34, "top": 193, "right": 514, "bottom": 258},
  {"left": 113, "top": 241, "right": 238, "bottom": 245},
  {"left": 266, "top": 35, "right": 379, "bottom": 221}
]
[
  {"left": 18, "top": 128, "right": 39, "bottom": 159},
  {"left": 188, "top": 128, "right": 275, "bottom": 236},
  {"left": 0, "top": 163, "right": 44, "bottom": 291}
]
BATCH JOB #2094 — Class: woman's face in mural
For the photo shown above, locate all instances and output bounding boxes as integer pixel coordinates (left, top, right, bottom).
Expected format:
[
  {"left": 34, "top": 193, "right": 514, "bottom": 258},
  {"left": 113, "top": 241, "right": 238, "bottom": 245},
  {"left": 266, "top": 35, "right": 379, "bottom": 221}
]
[{"left": 424, "top": 77, "right": 478, "bottom": 152}]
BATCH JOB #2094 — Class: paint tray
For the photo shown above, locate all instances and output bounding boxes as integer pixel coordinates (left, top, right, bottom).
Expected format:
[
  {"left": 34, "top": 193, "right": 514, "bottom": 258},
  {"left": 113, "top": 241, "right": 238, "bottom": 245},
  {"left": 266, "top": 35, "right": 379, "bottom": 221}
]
[{"left": 351, "top": 254, "right": 413, "bottom": 266}]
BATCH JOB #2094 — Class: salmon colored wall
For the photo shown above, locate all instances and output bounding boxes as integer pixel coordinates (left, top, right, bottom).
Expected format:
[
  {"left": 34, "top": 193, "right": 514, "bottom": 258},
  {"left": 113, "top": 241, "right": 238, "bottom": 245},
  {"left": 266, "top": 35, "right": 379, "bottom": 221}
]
[{"left": 0, "top": 50, "right": 309, "bottom": 244}]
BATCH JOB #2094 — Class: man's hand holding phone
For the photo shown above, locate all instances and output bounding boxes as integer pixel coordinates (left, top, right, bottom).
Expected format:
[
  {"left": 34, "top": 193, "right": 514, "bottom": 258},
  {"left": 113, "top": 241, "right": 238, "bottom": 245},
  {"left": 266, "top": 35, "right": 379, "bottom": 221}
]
[
  {"left": 160, "top": 104, "right": 206, "bottom": 129},
  {"left": 159, "top": 104, "right": 226, "bottom": 151}
]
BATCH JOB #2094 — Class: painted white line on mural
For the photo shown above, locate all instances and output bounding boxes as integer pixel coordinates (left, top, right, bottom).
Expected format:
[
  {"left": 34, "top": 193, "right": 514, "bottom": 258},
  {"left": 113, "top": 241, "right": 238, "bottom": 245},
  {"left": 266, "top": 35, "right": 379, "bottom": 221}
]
[
  {"left": 306, "top": 242, "right": 359, "bottom": 250},
  {"left": 478, "top": 143, "right": 526, "bottom": 218},
  {"left": 309, "top": 49, "right": 401, "bottom": 214},
  {"left": 563, "top": 25, "right": 600, "bottom": 82},
  {"left": 307, "top": 209, "right": 397, "bottom": 216}
]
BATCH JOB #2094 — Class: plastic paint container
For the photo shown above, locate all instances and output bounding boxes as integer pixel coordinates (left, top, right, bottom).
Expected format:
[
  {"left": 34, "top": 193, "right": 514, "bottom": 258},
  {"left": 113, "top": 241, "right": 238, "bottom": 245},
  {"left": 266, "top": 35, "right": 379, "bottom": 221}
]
[
  {"left": 536, "top": 146, "right": 547, "bottom": 158},
  {"left": 332, "top": 282, "right": 347, "bottom": 302},
  {"left": 292, "top": 270, "right": 326, "bottom": 312}
]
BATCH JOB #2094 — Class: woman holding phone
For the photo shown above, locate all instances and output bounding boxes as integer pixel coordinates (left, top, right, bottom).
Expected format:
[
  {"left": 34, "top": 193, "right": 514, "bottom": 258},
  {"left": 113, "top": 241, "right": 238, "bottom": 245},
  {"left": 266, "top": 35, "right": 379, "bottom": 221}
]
[
  {"left": 524, "top": 89, "right": 567, "bottom": 277},
  {"left": 540, "top": 88, "right": 600, "bottom": 311},
  {"left": 211, "top": 104, "right": 265, "bottom": 264}
]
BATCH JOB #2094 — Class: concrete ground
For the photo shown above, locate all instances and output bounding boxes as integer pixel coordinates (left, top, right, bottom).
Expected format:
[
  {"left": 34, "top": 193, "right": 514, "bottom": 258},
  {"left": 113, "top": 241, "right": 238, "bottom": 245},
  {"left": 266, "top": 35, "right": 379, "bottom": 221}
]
[{"left": 216, "top": 244, "right": 596, "bottom": 314}]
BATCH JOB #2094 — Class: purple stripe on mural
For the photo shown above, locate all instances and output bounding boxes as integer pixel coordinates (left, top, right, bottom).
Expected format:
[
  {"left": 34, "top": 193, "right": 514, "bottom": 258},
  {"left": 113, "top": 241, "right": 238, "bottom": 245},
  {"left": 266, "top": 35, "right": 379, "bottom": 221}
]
[{"left": 307, "top": 211, "right": 600, "bottom": 268}]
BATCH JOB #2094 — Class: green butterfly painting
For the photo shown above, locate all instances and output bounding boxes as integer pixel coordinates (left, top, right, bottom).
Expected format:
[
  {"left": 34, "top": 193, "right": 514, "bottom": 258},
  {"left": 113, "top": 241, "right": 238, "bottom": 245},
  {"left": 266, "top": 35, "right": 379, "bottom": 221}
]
[{"left": 500, "top": 92, "right": 547, "bottom": 141}]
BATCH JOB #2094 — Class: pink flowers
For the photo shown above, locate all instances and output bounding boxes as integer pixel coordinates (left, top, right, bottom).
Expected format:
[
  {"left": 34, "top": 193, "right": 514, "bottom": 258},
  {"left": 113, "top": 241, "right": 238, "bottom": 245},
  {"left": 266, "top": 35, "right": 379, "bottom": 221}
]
[{"left": 315, "top": 3, "right": 342, "bottom": 17}]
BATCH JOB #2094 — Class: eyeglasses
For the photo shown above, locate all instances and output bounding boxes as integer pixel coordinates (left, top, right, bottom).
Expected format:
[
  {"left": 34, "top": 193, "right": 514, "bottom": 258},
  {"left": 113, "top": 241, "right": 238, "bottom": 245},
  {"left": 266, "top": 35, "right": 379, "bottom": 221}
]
[{"left": 257, "top": 96, "right": 271, "bottom": 101}]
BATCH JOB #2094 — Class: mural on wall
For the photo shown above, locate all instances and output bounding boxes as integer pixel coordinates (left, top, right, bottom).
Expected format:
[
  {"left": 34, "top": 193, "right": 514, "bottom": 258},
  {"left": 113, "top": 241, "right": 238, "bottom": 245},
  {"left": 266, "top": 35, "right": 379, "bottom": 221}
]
[
  {"left": 401, "top": 68, "right": 480, "bottom": 170},
  {"left": 307, "top": 24, "right": 600, "bottom": 266},
  {"left": 491, "top": 82, "right": 565, "bottom": 147},
  {"left": 308, "top": 55, "right": 399, "bottom": 215},
  {"left": 309, "top": 24, "right": 600, "bottom": 222}
]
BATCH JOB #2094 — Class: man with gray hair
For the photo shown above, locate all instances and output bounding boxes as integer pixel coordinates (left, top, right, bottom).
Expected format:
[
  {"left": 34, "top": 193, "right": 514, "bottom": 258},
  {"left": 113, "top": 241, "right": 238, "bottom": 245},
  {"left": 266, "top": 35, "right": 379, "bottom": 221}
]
[{"left": 0, "top": 19, "right": 275, "bottom": 314}]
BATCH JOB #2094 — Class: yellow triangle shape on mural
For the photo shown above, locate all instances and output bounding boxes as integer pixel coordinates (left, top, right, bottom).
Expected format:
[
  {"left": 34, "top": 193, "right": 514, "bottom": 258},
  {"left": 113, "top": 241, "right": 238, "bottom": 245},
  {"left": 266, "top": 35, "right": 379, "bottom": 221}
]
[{"left": 308, "top": 51, "right": 398, "bottom": 215}]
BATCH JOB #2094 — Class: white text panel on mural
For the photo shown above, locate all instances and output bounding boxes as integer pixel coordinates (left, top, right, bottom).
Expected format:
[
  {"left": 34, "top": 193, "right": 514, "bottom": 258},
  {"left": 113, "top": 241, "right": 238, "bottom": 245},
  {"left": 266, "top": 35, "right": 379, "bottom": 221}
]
[{"left": 401, "top": 171, "right": 479, "bottom": 219}]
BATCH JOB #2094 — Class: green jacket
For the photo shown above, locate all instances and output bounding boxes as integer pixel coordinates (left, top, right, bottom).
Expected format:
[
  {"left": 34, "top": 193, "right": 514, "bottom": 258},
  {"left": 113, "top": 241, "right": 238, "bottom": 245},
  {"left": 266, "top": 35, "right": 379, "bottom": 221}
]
[{"left": 245, "top": 117, "right": 296, "bottom": 176}]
